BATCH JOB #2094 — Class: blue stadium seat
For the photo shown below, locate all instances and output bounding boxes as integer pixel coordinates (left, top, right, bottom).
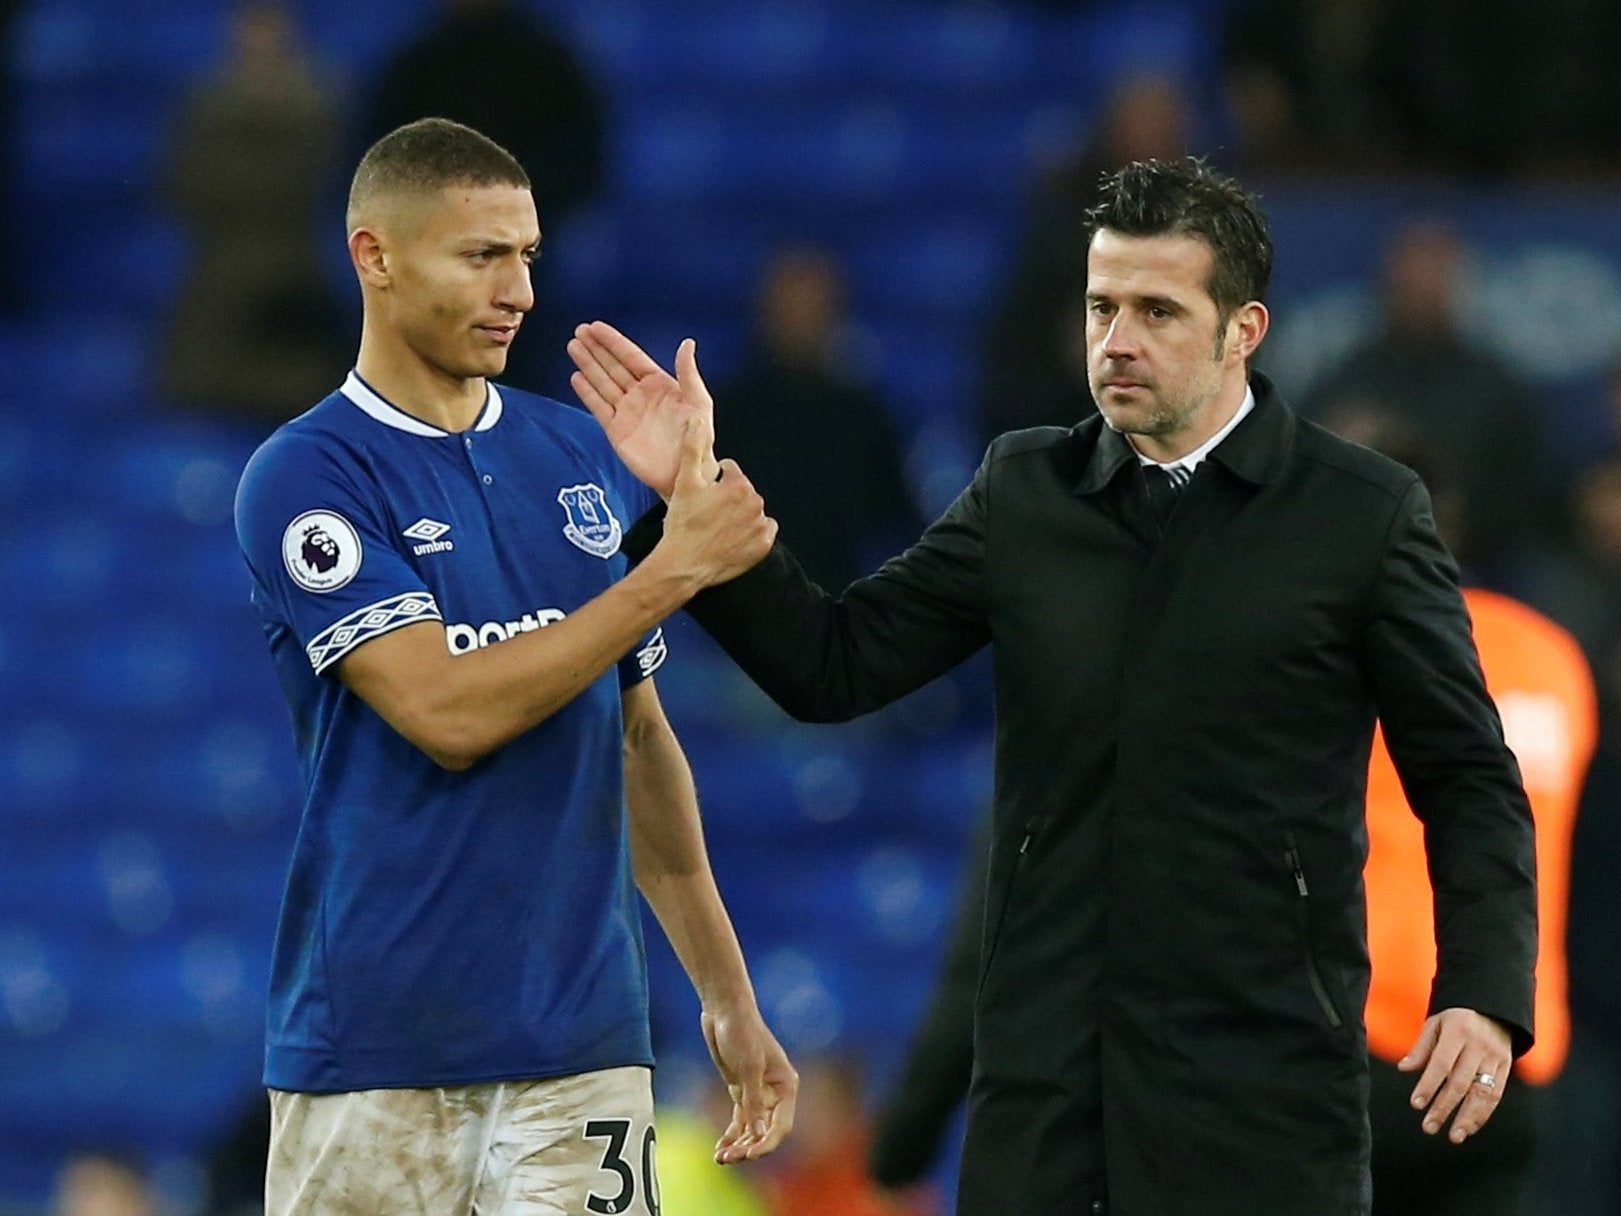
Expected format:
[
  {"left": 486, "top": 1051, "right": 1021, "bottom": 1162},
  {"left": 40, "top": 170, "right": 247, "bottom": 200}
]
[
  {"left": 836, "top": 4, "right": 1039, "bottom": 97},
  {"left": 863, "top": 318, "right": 980, "bottom": 426},
  {"left": 846, "top": 216, "right": 1016, "bottom": 324},
  {"left": 14, "top": 0, "right": 225, "bottom": 91}
]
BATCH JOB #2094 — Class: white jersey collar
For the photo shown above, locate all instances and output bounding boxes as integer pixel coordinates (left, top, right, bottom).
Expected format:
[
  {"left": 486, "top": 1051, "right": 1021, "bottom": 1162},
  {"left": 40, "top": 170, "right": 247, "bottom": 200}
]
[{"left": 341, "top": 371, "right": 504, "bottom": 436}]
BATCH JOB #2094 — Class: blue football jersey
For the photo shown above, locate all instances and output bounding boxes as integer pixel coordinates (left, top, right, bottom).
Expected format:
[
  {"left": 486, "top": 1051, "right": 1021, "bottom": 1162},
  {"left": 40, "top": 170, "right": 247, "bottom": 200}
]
[{"left": 235, "top": 372, "right": 668, "bottom": 1092}]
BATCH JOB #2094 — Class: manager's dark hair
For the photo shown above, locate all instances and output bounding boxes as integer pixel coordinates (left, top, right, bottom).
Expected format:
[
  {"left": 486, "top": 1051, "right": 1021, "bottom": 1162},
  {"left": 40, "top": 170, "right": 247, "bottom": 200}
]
[{"left": 1086, "top": 157, "right": 1273, "bottom": 326}]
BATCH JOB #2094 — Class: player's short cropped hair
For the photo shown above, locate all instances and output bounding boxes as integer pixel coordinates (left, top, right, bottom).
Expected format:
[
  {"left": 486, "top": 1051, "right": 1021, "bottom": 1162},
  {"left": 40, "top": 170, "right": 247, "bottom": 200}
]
[
  {"left": 347, "top": 117, "right": 530, "bottom": 231},
  {"left": 1086, "top": 157, "right": 1273, "bottom": 325}
]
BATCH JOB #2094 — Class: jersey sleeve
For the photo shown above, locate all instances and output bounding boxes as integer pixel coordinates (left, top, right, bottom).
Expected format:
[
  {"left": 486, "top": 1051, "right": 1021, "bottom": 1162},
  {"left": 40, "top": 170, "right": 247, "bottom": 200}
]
[
  {"left": 236, "top": 432, "right": 443, "bottom": 675},
  {"left": 612, "top": 455, "right": 668, "bottom": 688}
]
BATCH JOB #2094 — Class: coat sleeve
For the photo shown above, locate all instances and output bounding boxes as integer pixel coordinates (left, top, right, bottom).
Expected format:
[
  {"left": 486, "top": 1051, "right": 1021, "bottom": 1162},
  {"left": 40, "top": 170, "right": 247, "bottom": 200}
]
[
  {"left": 1361, "top": 478, "right": 1538, "bottom": 1056},
  {"left": 622, "top": 455, "right": 993, "bottom": 723}
]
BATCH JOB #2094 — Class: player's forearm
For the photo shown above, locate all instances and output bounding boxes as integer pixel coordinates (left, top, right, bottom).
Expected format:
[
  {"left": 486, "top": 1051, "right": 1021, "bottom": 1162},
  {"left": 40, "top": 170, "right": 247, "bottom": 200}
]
[
  {"left": 625, "top": 718, "right": 758, "bottom": 1009},
  {"left": 355, "top": 561, "right": 697, "bottom": 770}
]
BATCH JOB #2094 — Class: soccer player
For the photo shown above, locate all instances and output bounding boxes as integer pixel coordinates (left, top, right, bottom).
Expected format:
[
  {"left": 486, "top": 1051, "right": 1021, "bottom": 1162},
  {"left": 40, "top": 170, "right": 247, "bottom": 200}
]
[{"left": 234, "top": 117, "right": 795, "bottom": 1216}]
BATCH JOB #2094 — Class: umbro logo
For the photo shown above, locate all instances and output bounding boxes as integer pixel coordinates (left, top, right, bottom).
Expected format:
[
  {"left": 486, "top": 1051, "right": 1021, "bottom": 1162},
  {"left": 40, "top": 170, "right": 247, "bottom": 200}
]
[{"left": 403, "top": 517, "right": 455, "bottom": 556}]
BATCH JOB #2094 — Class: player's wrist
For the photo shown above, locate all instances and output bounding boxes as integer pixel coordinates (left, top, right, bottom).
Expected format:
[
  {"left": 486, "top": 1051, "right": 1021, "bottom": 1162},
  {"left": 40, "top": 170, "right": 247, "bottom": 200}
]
[
  {"left": 697, "top": 983, "right": 761, "bottom": 1017},
  {"left": 624, "top": 546, "right": 703, "bottom": 610}
]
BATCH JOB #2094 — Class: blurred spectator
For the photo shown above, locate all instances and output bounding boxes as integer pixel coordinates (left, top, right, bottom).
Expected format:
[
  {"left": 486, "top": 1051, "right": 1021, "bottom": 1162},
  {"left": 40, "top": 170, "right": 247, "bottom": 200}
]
[
  {"left": 716, "top": 246, "right": 919, "bottom": 590},
  {"left": 1556, "top": 724, "right": 1621, "bottom": 1215},
  {"left": 977, "top": 71, "right": 1192, "bottom": 441},
  {"left": 1224, "top": 0, "right": 1621, "bottom": 178},
  {"left": 1526, "top": 440, "right": 1621, "bottom": 988},
  {"left": 764, "top": 1057, "right": 932, "bottom": 1216},
  {"left": 1302, "top": 218, "right": 1550, "bottom": 582},
  {"left": 53, "top": 1153, "right": 156, "bottom": 1216},
  {"left": 1333, "top": 418, "right": 1614, "bottom": 1215},
  {"left": 361, "top": 0, "right": 608, "bottom": 390},
  {"left": 159, "top": 1, "right": 348, "bottom": 428},
  {"left": 1525, "top": 456, "right": 1621, "bottom": 671},
  {"left": 1522, "top": 365, "right": 1621, "bottom": 660},
  {"left": 1514, "top": 445, "right": 1621, "bottom": 1213},
  {"left": 1362, "top": 582, "right": 1594, "bottom": 1215}
]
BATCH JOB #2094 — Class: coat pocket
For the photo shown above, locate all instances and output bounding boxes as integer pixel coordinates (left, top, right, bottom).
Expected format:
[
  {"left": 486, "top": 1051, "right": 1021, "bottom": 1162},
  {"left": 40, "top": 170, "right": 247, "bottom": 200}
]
[
  {"left": 1283, "top": 831, "right": 1343, "bottom": 1031},
  {"left": 976, "top": 816, "right": 1045, "bottom": 1001}
]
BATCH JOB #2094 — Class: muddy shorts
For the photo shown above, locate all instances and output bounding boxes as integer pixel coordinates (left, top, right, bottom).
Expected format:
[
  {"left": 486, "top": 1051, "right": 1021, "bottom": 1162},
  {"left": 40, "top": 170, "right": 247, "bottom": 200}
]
[{"left": 266, "top": 1065, "right": 658, "bottom": 1215}]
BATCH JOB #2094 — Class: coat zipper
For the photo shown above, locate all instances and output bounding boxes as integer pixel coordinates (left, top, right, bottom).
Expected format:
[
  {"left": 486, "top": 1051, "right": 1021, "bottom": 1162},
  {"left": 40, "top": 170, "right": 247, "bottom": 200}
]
[
  {"left": 1284, "top": 831, "right": 1343, "bottom": 1030},
  {"left": 976, "top": 815, "right": 1045, "bottom": 1000}
]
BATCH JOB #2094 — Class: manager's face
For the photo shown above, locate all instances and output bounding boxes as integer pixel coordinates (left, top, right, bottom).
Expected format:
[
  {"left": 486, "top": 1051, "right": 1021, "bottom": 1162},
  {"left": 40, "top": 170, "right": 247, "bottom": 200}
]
[
  {"left": 386, "top": 184, "right": 539, "bottom": 381},
  {"left": 1084, "top": 229, "right": 1244, "bottom": 448}
]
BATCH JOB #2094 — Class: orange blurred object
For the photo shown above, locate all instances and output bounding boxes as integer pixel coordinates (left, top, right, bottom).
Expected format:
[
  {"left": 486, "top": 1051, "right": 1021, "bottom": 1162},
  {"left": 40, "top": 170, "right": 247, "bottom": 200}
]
[{"left": 1364, "top": 588, "right": 1596, "bottom": 1084}]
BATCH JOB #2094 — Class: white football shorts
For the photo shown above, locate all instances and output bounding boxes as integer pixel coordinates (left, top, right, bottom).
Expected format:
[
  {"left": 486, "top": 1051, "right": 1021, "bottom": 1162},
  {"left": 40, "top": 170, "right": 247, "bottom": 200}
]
[{"left": 266, "top": 1065, "right": 659, "bottom": 1215}]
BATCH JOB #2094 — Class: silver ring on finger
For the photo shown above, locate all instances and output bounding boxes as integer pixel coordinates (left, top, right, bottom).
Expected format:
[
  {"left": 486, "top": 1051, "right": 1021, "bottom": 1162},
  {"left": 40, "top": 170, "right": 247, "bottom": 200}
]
[{"left": 1472, "top": 1071, "right": 1497, "bottom": 1089}]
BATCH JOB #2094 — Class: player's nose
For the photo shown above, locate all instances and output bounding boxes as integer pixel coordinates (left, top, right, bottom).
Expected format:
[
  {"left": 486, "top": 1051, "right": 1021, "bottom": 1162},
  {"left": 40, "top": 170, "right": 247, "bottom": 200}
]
[{"left": 497, "top": 261, "right": 534, "bottom": 314}]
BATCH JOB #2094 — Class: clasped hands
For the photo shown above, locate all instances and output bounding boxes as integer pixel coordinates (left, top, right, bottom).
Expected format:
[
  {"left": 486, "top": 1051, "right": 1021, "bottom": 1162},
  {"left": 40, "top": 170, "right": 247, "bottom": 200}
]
[{"left": 569, "top": 321, "right": 776, "bottom": 588}]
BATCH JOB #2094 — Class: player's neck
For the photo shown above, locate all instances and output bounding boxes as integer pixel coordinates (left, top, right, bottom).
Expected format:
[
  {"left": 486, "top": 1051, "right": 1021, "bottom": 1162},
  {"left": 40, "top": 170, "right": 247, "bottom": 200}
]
[{"left": 355, "top": 330, "right": 487, "bottom": 434}]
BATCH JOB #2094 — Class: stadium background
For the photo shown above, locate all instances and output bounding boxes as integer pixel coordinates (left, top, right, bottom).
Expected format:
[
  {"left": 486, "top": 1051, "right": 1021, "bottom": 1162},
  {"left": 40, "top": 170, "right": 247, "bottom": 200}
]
[{"left": 1, "top": 0, "right": 1619, "bottom": 1211}]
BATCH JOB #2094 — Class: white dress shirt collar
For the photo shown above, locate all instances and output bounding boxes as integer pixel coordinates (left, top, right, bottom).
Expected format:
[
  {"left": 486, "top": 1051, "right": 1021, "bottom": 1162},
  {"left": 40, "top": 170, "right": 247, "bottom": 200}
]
[{"left": 1134, "top": 384, "right": 1257, "bottom": 474}]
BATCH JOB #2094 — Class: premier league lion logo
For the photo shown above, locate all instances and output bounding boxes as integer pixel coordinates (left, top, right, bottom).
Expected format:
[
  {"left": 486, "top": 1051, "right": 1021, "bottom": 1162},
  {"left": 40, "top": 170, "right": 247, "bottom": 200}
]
[
  {"left": 301, "top": 525, "right": 341, "bottom": 574},
  {"left": 281, "top": 510, "right": 362, "bottom": 593},
  {"left": 557, "top": 483, "right": 622, "bottom": 558}
]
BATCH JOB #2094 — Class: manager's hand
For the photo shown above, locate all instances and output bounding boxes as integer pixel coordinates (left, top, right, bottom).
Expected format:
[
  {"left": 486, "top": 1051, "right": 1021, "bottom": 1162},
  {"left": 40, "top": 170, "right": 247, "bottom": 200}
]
[{"left": 1398, "top": 1006, "right": 1513, "bottom": 1144}]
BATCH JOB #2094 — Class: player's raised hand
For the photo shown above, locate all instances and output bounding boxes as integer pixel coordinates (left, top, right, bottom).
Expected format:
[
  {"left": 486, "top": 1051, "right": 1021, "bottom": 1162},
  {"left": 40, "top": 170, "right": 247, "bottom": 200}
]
[
  {"left": 568, "top": 321, "right": 712, "bottom": 500},
  {"left": 656, "top": 413, "right": 776, "bottom": 588},
  {"left": 701, "top": 1004, "right": 798, "bottom": 1163}
]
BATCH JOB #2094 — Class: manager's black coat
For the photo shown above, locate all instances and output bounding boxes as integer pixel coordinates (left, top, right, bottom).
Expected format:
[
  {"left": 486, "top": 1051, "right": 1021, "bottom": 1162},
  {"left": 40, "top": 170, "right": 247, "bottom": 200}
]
[{"left": 631, "top": 375, "right": 1536, "bottom": 1216}]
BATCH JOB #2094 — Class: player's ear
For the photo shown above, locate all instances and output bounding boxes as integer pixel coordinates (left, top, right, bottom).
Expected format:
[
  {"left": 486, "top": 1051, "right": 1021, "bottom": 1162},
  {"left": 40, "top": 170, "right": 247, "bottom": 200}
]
[{"left": 350, "top": 227, "right": 391, "bottom": 288}]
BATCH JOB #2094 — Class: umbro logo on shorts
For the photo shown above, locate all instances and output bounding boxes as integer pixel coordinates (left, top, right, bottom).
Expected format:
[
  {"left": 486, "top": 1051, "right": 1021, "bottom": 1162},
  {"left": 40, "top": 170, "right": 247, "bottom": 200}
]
[{"left": 404, "top": 517, "right": 455, "bottom": 556}]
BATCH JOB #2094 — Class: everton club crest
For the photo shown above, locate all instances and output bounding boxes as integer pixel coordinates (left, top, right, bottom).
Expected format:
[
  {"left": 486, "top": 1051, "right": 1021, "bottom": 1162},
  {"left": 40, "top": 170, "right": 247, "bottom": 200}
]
[{"left": 556, "top": 483, "right": 622, "bottom": 558}]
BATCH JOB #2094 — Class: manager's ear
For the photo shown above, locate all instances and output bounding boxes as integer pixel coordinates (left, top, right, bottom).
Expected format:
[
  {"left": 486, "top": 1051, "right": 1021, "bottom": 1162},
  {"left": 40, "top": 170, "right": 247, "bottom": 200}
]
[
  {"left": 349, "top": 227, "right": 391, "bottom": 289},
  {"left": 1228, "top": 300, "right": 1270, "bottom": 364}
]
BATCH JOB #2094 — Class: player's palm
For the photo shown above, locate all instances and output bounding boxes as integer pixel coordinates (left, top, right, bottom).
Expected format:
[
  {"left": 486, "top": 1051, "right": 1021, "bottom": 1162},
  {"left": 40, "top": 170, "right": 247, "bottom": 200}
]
[
  {"left": 604, "top": 376, "right": 705, "bottom": 498},
  {"left": 569, "top": 322, "right": 715, "bottom": 499}
]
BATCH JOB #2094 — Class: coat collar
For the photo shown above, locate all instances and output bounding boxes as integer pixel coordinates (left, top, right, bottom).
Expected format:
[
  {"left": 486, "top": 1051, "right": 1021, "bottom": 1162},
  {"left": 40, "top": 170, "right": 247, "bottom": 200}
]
[{"left": 1069, "top": 371, "right": 1294, "bottom": 496}]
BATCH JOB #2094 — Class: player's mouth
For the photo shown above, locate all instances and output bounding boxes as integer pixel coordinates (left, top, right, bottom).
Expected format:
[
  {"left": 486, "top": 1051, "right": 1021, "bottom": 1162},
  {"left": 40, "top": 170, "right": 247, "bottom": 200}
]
[{"left": 478, "top": 323, "right": 519, "bottom": 345}]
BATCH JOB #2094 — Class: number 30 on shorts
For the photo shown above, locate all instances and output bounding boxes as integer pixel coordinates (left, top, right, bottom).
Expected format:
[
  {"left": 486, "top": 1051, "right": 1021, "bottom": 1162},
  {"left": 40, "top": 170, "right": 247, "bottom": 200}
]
[{"left": 583, "top": 1118, "right": 659, "bottom": 1216}]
